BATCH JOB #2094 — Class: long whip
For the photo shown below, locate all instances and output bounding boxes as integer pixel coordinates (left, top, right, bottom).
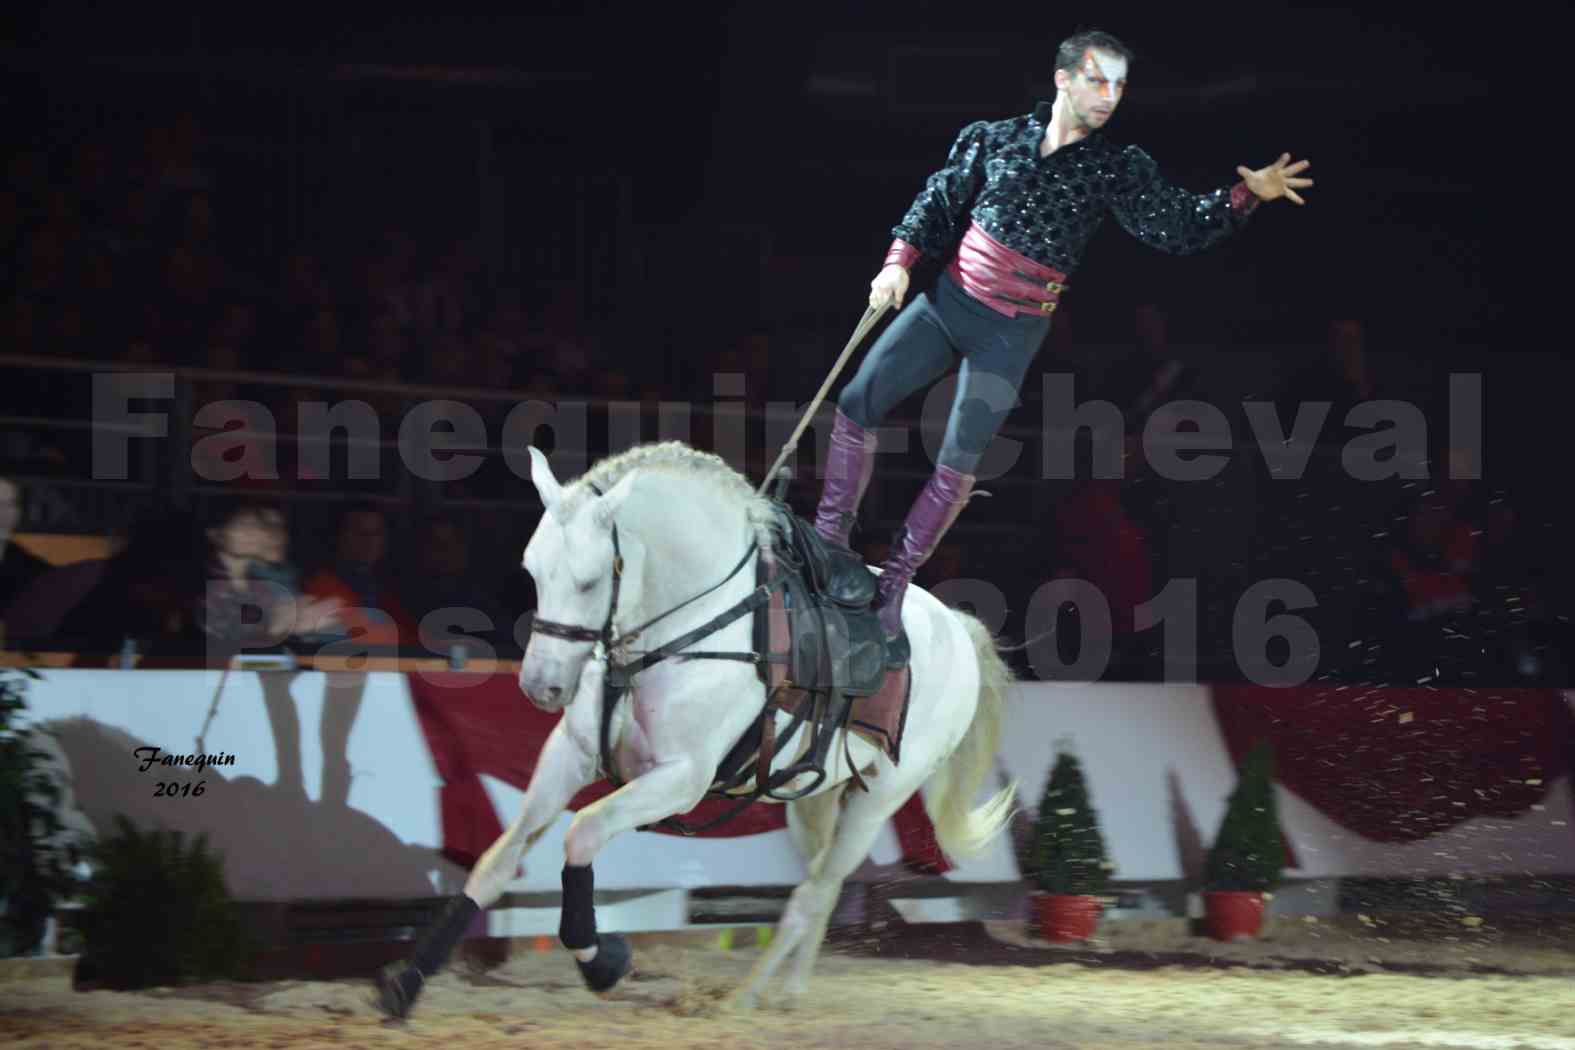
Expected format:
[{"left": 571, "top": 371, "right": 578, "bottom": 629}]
[
  {"left": 755, "top": 299, "right": 892, "bottom": 497},
  {"left": 195, "top": 664, "right": 231, "bottom": 757}
]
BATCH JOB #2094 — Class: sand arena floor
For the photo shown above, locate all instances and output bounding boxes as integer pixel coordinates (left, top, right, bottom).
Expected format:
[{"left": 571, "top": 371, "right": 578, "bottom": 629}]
[{"left": 2, "top": 919, "right": 1573, "bottom": 1050}]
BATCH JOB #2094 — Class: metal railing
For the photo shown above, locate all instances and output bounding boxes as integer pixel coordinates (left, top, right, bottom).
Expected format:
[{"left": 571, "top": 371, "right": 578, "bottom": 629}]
[
  {"left": 6, "top": 350, "right": 1559, "bottom": 687},
  {"left": 1, "top": 347, "right": 1393, "bottom": 501}
]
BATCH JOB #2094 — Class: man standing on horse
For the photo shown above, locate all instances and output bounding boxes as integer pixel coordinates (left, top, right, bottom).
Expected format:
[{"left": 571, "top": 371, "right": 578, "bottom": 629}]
[{"left": 812, "top": 28, "right": 1312, "bottom": 647}]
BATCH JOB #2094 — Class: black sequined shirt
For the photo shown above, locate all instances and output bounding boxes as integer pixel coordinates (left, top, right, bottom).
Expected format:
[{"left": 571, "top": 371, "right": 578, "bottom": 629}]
[{"left": 891, "top": 102, "right": 1257, "bottom": 276}]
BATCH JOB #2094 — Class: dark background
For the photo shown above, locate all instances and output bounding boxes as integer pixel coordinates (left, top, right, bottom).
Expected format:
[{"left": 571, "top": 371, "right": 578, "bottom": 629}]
[
  {"left": 2, "top": 3, "right": 1516, "bottom": 340},
  {"left": 0, "top": 3, "right": 1562, "bottom": 685}
]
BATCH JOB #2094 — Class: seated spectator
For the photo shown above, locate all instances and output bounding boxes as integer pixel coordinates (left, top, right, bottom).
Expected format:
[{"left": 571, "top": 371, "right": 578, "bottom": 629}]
[
  {"left": 4, "top": 525, "right": 122, "bottom": 642},
  {"left": 1385, "top": 449, "right": 1510, "bottom": 625},
  {"left": 53, "top": 509, "right": 206, "bottom": 659},
  {"left": 303, "top": 501, "right": 415, "bottom": 650},
  {"left": 195, "top": 496, "right": 342, "bottom": 663},
  {"left": 0, "top": 478, "right": 51, "bottom": 618},
  {"left": 403, "top": 515, "right": 507, "bottom": 639},
  {"left": 6, "top": 558, "right": 106, "bottom": 641}
]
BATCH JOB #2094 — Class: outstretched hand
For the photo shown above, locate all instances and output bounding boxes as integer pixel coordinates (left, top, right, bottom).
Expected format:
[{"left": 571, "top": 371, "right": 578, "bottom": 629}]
[{"left": 1237, "top": 153, "right": 1314, "bottom": 205}]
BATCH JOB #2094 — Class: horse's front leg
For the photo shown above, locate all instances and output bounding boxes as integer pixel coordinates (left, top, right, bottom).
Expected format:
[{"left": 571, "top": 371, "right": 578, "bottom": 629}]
[
  {"left": 557, "top": 758, "right": 711, "bottom": 995},
  {"left": 377, "top": 719, "right": 596, "bottom": 1019},
  {"left": 467, "top": 719, "right": 597, "bottom": 907}
]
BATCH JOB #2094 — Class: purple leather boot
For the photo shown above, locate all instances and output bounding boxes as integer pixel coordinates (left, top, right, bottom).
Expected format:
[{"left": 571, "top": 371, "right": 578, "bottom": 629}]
[
  {"left": 813, "top": 408, "right": 878, "bottom": 548},
  {"left": 876, "top": 464, "right": 976, "bottom": 639}
]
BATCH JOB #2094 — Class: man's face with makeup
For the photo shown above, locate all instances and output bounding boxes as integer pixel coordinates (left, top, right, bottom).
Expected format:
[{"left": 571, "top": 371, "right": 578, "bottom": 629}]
[{"left": 1057, "top": 47, "right": 1128, "bottom": 129}]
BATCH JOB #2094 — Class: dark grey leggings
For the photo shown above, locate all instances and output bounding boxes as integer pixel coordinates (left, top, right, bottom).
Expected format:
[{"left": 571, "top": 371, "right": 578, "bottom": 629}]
[{"left": 838, "top": 271, "right": 1052, "bottom": 474}]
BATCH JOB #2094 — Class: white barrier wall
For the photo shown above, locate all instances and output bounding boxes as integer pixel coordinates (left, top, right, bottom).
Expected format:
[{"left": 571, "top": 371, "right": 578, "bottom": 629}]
[
  {"left": 16, "top": 670, "right": 1575, "bottom": 903},
  {"left": 996, "top": 683, "right": 1575, "bottom": 881},
  {"left": 997, "top": 682, "right": 1240, "bottom": 882},
  {"left": 22, "top": 670, "right": 456, "bottom": 901}
]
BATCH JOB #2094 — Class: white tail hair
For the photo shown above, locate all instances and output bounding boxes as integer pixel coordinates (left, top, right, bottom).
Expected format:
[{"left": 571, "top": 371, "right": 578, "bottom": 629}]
[{"left": 921, "top": 611, "right": 1019, "bottom": 859}]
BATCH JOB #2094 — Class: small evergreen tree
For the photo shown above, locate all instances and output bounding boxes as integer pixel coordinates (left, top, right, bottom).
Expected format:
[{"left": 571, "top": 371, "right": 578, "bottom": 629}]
[
  {"left": 1204, "top": 740, "right": 1287, "bottom": 892},
  {"left": 1030, "top": 748, "right": 1113, "bottom": 895},
  {"left": 1, "top": 668, "right": 85, "bottom": 956},
  {"left": 74, "top": 816, "right": 256, "bottom": 989}
]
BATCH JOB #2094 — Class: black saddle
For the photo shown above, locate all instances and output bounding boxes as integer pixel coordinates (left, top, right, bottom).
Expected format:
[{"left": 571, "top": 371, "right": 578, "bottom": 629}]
[
  {"left": 677, "top": 501, "right": 913, "bottom": 826},
  {"left": 769, "top": 502, "right": 906, "bottom": 684},
  {"left": 779, "top": 502, "right": 876, "bottom": 608},
  {"left": 616, "top": 493, "right": 911, "bottom": 834}
]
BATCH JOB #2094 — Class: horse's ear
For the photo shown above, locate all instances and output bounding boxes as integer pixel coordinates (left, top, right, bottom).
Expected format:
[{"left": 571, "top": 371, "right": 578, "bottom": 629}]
[
  {"left": 527, "top": 447, "right": 562, "bottom": 509},
  {"left": 591, "top": 471, "right": 638, "bottom": 530}
]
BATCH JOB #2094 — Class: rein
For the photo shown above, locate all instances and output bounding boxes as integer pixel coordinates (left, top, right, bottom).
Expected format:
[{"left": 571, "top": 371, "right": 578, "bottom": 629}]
[{"left": 527, "top": 482, "right": 784, "bottom": 819}]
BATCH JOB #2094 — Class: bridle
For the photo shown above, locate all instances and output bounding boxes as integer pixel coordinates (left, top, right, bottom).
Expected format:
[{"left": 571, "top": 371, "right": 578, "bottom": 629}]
[
  {"left": 527, "top": 482, "right": 761, "bottom": 662},
  {"left": 524, "top": 485, "right": 632, "bottom": 652},
  {"left": 526, "top": 481, "right": 785, "bottom": 792}
]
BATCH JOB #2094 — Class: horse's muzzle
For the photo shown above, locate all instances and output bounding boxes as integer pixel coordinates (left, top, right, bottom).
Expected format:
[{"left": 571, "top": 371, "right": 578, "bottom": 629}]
[{"left": 519, "top": 659, "right": 578, "bottom": 713}]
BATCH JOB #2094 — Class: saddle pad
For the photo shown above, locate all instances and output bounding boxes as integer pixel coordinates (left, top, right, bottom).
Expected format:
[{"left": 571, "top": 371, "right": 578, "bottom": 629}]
[
  {"left": 767, "top": 584, "right": 913, "bottom": 765},
  {"left": 771, "top": 671, "right": 912, "bottom": 766}
]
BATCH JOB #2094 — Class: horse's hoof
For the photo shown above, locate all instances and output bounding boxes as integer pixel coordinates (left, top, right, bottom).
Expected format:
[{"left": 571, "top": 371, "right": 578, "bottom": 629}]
[
  {"left": 71, "top": 954, "right": 104, "bottom": 992},
  {"left": 575, "top": 933, "right": 632, "bottom": 994},
  {"left": 726, "top": 987, "right": 760, "bottom": 1012},
  {"left": 375, "top": 963, "right": 422, "bottom": 1020}
]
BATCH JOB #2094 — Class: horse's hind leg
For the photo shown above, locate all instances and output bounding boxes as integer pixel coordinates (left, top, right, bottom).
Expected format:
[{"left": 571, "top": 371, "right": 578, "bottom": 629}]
[
  {"left": 786, "top": 783, "right": 844, "bottom": 875},
  {"left": 733, "top": 769, "right": 927, "bottom": 1010},
  {"left": 778, "top": 787, "right": 847, "bottom": 1001},
  {"left": 731, "top": 789, "right": 843, "bottom": 1011},
  {"left": 783, "top": 776, "right": 933, "bottom": 999}
]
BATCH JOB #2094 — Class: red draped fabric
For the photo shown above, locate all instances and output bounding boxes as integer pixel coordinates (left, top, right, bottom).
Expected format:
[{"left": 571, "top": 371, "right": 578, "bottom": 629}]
[
  {"left": 403, "top": 672, "right": 951, "bottom": 875},
  {"left": 891, "top": 791, "right": 952, "bottom": 875},
  {"left": 1210, "top": 684, "right": 1573, "bottom": 846}
]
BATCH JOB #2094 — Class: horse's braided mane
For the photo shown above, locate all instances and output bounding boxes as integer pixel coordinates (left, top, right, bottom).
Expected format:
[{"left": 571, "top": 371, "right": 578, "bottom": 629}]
[{"left": 559, "top": 441, "right": 782, "bottom": 554}]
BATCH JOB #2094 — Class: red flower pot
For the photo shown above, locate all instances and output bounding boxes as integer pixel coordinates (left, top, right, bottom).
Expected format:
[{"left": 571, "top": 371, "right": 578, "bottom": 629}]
[
  {"left": 1204, "top": 891, "right": 1266, "bottom": 941},
  {"left": 1032, "top": 893, "right": 1102, "bottom": 942}
]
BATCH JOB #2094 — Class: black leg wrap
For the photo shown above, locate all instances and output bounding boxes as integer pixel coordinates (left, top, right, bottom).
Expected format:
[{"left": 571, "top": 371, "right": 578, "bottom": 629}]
[
  {"left": 559, "top": 864, "right": 597, "bottom": 950},
  {"left": 575, "top": 933, "right": 632, "bottom": 994},
  {"left": 375, "top": 961, "right": 424, "bottom": 1020},
  {"left": 414, "top": 894, "right": 481, "bottom": 976},
  {"left": 374, "top": 894, "right": 479, "bottom": 1019}
]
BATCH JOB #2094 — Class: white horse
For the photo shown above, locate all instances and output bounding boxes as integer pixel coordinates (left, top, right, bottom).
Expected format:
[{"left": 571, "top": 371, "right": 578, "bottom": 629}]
[{"left": 378, "top": 440, "right": 1016, "bottom": 1015}]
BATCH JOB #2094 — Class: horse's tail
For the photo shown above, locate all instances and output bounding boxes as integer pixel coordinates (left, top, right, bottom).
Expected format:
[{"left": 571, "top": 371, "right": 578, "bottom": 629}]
[{"left": 921, "top": 611, "right": 1019, "bottom": 860}]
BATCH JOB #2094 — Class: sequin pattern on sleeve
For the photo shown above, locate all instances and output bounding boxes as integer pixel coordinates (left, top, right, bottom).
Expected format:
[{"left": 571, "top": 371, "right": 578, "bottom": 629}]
[
  {"left": 1107, "top": 145, "right": 1253, "bottom": 256},
  {"left": 890, "top": 120, "right": 994, "bottom": 261}
]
